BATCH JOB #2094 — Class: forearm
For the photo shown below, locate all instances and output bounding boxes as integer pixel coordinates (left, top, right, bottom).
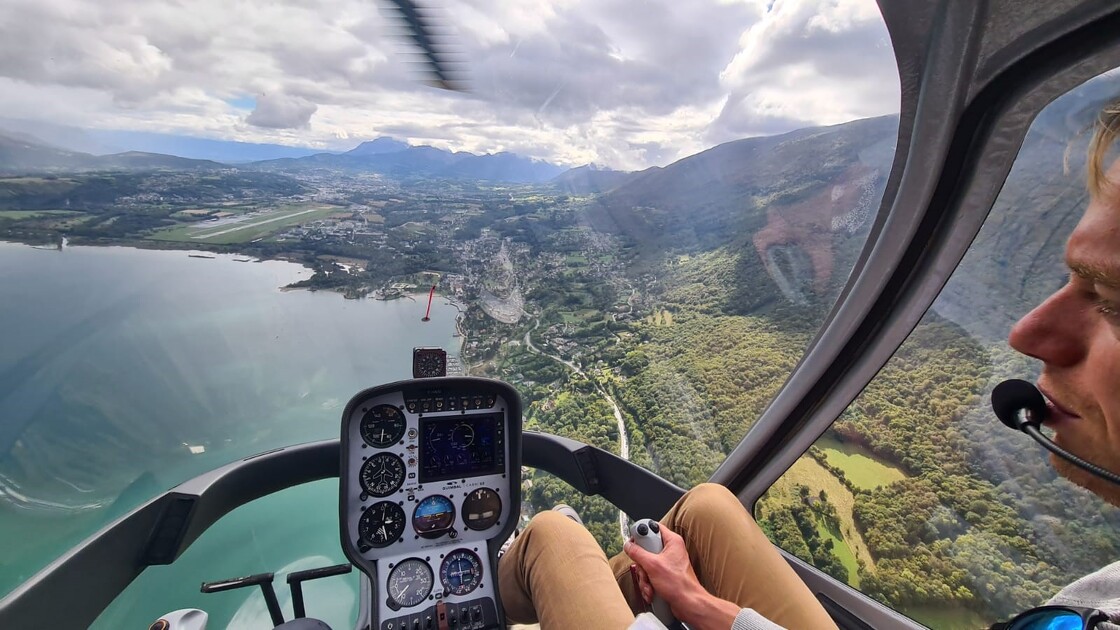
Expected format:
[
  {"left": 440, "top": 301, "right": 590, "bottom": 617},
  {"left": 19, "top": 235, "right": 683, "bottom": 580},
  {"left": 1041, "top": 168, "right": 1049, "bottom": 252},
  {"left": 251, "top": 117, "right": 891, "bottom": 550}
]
[{"left": 674, "top": 588, "right": 742, "bottom": 630}]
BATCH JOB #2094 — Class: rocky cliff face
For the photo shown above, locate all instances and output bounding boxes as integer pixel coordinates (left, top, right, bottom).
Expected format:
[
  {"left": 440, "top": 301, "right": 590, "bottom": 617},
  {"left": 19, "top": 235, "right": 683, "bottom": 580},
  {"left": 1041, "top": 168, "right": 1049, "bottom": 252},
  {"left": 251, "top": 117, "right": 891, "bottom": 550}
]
[
  {"left": 584, "top": 73, "right": 1120, "bottom": 331},
  {"left": 582, "top": 115, "right": 897, "bottom": 319},
  {"left": 587, "top": 116, "right": 898, "bottom": 256}
]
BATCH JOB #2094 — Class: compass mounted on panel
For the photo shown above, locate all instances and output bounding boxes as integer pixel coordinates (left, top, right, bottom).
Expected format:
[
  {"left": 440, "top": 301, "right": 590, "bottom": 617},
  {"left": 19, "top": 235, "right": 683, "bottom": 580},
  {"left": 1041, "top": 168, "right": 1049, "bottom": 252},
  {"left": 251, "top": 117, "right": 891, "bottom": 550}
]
[{"left": 412, "top": 347, "right": 447, "bottom": 379}]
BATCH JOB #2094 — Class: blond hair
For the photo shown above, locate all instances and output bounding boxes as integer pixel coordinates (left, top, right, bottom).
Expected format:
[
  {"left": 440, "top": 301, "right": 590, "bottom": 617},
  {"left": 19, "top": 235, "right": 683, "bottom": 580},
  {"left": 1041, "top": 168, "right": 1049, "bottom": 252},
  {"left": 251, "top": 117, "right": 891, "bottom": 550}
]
[{"left": 1088, "top": 99, "right": 1120, "bottom": 195}]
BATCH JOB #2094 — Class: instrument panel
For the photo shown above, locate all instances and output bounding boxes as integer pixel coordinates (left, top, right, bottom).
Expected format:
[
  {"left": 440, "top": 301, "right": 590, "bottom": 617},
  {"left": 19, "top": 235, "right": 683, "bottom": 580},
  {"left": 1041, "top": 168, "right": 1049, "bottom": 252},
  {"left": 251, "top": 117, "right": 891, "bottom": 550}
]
[{"left": 340, "top": 377, "right": 521, "bottom": 630}]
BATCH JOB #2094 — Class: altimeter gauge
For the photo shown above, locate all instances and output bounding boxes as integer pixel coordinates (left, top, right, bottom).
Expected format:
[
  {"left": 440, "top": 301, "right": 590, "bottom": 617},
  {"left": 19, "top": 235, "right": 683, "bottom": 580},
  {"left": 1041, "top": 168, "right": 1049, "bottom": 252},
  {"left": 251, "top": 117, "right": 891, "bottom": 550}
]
[{"left": 386, "top": 558, "right": 433, "bottom": 609}]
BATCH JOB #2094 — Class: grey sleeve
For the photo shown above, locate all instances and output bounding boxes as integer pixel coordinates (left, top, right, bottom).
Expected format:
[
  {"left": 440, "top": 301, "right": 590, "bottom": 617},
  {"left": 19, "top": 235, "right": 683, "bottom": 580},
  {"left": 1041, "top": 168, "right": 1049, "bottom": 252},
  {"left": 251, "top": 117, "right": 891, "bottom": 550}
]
[
  {"left": 732, "top": 608, "right": 788, "bottom": 630},
  {"left": 1046, "top": 560, "right": 1120, "bottom": 627}
]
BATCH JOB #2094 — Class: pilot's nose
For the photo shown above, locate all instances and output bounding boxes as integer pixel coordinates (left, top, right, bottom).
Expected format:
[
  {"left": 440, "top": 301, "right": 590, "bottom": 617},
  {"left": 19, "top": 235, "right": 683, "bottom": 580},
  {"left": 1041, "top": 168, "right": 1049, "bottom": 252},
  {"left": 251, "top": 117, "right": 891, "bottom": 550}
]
[{"left": 1008, "top": 284, "right": 1088, "bottom": 368}]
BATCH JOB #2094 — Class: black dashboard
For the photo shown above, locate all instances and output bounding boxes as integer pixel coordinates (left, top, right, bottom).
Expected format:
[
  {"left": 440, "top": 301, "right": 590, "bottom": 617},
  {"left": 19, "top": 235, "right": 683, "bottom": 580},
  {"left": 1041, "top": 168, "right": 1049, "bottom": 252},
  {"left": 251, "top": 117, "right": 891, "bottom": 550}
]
[{"left": 339, "top": 378, "right": 521, "bottom": 630}]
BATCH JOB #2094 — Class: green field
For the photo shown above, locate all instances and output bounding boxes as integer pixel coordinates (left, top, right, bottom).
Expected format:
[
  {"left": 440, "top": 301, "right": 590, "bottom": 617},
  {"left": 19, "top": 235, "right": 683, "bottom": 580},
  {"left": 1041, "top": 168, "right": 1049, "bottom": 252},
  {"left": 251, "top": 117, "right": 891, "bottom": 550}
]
[
  {"left": 762, "top": 456, "right": 875, "bottom": 576},
  {"left": 396, "top": 221, "right": 432, "bottom": 237},
  {"left": 0, "top": 210, "right": 82, "bottom": 220},
  {"left": 558, "top": 308, "right": 601, "bottom": 324},
  {"left": 816, "top": 520, "right": 860, "bottom": 587},
  {"left": 817, "top": 435, "right": 907, "bottom": 490},
  {"left": 149, "top": 205, "right": 337, "bottom": 244}
]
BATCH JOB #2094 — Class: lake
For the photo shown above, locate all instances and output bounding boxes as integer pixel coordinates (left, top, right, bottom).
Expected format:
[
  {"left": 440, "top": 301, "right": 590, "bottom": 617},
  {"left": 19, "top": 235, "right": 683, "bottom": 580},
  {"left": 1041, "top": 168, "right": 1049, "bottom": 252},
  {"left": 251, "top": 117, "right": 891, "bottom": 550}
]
[{"left": 0, "top": 241, "right": 461, "bottom": 627}]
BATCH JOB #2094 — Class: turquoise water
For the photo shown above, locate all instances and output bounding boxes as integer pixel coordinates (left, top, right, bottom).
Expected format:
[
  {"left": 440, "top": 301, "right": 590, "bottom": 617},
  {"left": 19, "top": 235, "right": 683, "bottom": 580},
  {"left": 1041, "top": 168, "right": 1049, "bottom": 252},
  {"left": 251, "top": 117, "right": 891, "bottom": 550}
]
[{"left": 0, "top": 241, "right": 460, "bottom": 627}]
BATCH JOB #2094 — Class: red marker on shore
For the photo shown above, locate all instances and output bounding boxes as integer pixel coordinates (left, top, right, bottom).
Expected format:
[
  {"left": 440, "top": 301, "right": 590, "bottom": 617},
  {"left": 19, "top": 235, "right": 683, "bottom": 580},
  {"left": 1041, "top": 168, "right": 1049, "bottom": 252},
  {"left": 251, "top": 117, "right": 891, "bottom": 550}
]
[{"left": 421, "top": 285, "right": 435, "bottom": 322}]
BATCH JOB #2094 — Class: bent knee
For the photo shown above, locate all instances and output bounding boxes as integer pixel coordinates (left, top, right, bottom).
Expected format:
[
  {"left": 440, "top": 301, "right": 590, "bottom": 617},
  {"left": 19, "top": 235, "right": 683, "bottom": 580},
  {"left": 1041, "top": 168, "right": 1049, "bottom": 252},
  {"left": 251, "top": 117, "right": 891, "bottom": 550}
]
[
  {"left": 676, "top": 483, "right": 752, "bottom": 526},
  {"left": 682, "top": 483, "right": 738, "bottom": 508},
  {"left": 523, "top": 509, "right": 590, "bottom": 541}
]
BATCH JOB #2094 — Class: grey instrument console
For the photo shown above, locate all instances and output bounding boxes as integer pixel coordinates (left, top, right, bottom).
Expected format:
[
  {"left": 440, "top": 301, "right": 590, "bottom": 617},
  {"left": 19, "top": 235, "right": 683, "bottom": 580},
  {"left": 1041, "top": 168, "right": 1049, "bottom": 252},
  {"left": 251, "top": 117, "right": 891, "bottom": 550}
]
[{"left": 339, "top": 377, "right": 521, "bottom": 630}]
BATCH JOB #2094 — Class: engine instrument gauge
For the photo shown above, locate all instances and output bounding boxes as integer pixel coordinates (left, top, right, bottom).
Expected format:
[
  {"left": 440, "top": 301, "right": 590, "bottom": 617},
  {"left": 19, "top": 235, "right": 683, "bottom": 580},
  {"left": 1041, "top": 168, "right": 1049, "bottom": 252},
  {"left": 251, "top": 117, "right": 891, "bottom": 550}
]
[
  {"left": 386, "top": 558, "right": 433, "bottom": 609},
  {"left": 358, "top": 501, "right": 406, "bottom": 548},
  {"left": 359, "top": 404, "right": 406, "bottom": 448},
  {"left": 440, "top": 549, "right": 483, "bottom": 596},
  {"left": 461, "top": 487, "right": 502, "bottom": 531},
  {"left": 420, "top": 413, "right": 502, "bottom": 482},
  {"left": 360, "top": 453, "right": 406, "bottom": 497},
  {"left": 451, "top": 422, "right": 475, "bottom": 446},
  {"left": 412, "top": 494, "right": 456, "bottom": 538}
]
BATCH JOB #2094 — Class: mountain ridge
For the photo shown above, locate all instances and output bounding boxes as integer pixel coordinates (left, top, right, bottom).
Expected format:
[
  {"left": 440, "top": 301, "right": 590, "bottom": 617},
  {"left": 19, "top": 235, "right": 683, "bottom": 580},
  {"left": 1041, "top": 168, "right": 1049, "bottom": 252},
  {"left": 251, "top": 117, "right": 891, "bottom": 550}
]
[
  {"left": 250, "top": 141, "right": 565, "bottom": 183},
  {"left": 551, "top": 164, "right": 633, "bottom": 194},
  {"left": 0, "top": 131, "right": 229, "bottom": 173}
]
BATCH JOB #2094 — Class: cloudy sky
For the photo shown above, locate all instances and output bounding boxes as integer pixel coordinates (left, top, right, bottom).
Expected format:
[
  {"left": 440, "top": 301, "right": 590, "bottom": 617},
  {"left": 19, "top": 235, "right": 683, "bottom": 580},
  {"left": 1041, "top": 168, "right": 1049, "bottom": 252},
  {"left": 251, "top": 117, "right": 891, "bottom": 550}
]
[{"left": 0, "top": 0, "right": 900, "bottom": 170}]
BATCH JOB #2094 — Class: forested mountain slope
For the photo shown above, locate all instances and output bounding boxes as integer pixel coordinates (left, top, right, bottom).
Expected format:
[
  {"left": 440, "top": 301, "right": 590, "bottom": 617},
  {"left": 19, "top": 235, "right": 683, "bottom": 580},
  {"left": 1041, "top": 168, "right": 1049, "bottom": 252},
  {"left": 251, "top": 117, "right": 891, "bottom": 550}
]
[{"left": 935, "top": 74, "right": 1120, "bottom": 340}]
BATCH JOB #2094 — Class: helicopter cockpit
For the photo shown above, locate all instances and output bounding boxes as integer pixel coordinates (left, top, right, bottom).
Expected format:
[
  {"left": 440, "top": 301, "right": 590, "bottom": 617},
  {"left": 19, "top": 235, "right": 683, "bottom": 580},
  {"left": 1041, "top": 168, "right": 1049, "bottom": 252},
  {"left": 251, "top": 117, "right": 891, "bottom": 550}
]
[
  {"left": 0, "top": 347, "right": 687, "bottom": 630},
  {"left": 5, "top": 1, "right": 1120, "bottom": 630},
  {"left": 338, "top": 376, "right": 522, "bottom": 630}
]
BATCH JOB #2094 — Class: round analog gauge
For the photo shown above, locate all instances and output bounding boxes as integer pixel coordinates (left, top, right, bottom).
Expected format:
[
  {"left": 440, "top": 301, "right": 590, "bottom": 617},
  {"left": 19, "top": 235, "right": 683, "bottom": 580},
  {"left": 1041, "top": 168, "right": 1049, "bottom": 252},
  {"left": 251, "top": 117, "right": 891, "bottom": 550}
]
[
  {"left": 461, "top": 488, "right": 502, "bottom": 531},
  {"left": 386, "top": 558, "right": 433, "bottom": 609},
  {"left": 359, "top": 404, "right": 406, "bottom": 448},
  {"left": 358, "top": 501, "right": 406, "bottom": 548},
  {"left": 414, "top": 350, "right": 447, "bottom": 378},
  {"left": 412, "top": 494, "right": 456, "bottom": 538},
  {"left": 440, "top": 549, "right": 483, "bottom": 596},
  {"left": 360, "top": 453, "right": 406, "bottom": 497}
]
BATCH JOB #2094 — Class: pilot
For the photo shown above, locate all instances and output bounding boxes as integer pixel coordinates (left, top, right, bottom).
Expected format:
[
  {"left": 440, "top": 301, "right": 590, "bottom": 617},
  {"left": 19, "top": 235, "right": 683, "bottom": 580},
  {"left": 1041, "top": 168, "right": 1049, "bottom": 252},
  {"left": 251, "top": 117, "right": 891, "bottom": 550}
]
[{"left": 498, "top": 97, "right": 1120, "bottom": 630}]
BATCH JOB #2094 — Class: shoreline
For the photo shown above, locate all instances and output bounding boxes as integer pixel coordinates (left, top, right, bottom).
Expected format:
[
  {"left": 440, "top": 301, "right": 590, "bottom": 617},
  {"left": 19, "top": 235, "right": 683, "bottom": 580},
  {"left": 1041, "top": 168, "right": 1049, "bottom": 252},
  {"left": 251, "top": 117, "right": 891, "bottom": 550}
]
[
  {"left": 1, "top": 237, "right": 472, "bottom": 370},
  {"left": 445, "top": 298, "right": 470, "bottom": 373}
]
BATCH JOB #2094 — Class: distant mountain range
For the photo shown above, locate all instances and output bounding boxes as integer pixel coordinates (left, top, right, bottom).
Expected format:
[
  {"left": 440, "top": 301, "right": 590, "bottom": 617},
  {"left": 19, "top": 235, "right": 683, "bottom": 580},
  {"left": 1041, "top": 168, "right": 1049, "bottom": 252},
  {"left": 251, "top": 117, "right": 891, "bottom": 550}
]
[
  {"left": 252, "top": 139, "right": 567, "bottom": 183},
  {"left": 0, "top": 119, "right": 325, "bottom": 162},
  {"left": 4, "top": 93, "right": 1111, "bottom": 329},
  {"left": 0, "top": 132, "right": 224, "bottom": 173},
  {"left": 0, "top": 126, "right": 571, "bottom": 183},
  {"left": 551, "top": 164, "right": 632, "bottom": 194}
]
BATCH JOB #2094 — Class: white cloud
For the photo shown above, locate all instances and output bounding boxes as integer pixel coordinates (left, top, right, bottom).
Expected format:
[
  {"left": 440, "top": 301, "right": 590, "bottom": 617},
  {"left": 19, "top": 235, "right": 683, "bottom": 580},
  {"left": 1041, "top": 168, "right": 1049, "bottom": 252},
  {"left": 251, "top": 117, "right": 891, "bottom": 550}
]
[
  {"left": 247, "top": 93, "right": 319, "bottom": 129},
  {"left": 0, "top": 0, "right": 899, "bottom": 168},
  {"left": 712, "top": 0, "right": 899, "bottom": 140}
]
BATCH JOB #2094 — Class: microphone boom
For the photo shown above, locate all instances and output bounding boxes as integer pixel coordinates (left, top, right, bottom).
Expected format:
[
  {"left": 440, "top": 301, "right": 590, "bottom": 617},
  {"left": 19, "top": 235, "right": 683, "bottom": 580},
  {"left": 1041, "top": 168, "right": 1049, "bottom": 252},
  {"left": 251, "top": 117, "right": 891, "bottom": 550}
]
[{"left": 991, "top": 379, "right": 1120, "bottom": 485}]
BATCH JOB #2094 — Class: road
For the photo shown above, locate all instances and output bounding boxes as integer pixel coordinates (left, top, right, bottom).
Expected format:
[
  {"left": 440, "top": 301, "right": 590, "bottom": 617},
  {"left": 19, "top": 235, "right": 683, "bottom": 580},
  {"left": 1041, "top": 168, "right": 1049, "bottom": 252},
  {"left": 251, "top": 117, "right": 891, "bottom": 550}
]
[{"left": 523, "top": 321, "right": 631, "bottom": 541}]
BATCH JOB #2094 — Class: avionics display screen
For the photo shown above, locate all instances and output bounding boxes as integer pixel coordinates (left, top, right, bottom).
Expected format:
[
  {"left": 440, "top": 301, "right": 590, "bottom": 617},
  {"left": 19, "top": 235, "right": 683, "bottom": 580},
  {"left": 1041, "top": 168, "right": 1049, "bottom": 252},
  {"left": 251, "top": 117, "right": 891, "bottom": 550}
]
[{"left": 419, "top": 412, "right": 504, "bottom": 482}]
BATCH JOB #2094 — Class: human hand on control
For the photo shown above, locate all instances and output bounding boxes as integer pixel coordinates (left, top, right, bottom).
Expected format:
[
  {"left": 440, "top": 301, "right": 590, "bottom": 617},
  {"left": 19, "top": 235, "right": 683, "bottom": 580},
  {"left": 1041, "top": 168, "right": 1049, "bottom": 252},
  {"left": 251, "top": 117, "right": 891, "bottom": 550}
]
[
  {"left": 625, "top": 523, "right": 701, "bottom": 610},
  {"left": 624, "top": 523, "right": 740, "bottom": 630}
]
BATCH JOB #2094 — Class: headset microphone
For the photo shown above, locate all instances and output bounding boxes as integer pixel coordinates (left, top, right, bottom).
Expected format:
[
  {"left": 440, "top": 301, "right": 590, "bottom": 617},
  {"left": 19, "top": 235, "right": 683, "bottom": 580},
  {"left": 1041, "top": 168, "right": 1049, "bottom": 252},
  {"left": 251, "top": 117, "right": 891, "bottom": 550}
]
[{"left": 991, "top": 379, "right": 1120, "bottom": 485}]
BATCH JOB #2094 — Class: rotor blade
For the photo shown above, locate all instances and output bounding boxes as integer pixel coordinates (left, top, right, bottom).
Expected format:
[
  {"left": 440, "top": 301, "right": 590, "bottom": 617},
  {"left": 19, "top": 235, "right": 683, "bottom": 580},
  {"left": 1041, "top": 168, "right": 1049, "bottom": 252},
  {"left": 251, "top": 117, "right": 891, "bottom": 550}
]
[{"left": 382, "top": 0, "right": 468, "bottom": 92}]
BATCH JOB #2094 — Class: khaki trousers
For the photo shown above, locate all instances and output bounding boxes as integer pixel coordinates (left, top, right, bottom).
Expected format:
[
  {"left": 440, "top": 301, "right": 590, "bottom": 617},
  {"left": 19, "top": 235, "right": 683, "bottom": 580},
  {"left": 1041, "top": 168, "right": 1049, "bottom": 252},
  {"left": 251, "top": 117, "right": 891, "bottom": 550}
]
[{"left": 498, "top": 483, "right": 838, "bottom": 630}]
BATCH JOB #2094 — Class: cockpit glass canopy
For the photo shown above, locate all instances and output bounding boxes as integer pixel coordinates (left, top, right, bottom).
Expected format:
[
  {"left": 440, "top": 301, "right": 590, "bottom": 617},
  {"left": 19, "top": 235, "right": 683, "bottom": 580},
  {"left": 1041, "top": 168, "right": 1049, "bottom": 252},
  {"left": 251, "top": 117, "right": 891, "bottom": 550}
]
[
  {"left": 761, "top": 67, "right": 1120, "bottom": 630},
  {"left": 0, "top": 0, "right": 899, "bottom": 626}
]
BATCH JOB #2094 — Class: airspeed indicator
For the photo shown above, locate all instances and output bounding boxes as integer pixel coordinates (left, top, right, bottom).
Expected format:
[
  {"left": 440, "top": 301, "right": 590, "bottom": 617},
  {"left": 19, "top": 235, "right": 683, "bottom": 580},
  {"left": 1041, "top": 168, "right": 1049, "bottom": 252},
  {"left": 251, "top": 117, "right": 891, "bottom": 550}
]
[{"left": 359, "top": 404, "right": 406, "bottom": 448}]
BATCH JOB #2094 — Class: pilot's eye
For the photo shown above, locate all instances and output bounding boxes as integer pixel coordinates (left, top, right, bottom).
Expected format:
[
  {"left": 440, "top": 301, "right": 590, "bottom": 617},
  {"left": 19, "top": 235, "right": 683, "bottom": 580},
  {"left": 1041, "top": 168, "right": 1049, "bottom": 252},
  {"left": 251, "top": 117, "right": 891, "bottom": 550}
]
[{"left": 1093, "top": 296, "right": 1120, "bottom": 324}]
